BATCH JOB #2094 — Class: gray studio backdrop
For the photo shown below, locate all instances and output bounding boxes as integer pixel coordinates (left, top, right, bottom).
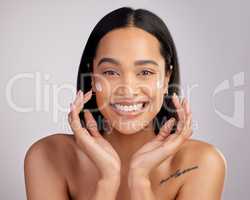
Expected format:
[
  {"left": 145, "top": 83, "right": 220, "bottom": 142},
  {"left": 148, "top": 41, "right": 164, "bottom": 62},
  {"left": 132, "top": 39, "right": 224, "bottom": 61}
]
[{"left": 1, "top": 0, "right": 249, "bottom": 199}]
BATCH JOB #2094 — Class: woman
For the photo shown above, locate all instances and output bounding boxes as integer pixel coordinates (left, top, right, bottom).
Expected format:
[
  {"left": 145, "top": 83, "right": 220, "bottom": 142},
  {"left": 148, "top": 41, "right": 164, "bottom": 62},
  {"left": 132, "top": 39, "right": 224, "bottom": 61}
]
[{"left": 24, "top": 7, "right": 226, "bottom": 200}]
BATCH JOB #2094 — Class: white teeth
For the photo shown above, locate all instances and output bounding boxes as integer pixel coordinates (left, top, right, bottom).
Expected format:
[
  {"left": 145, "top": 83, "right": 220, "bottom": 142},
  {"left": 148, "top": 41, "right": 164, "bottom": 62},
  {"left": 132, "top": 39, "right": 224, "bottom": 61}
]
[{"left": 112, "top": 103, "right": 144, "bottom": 112}]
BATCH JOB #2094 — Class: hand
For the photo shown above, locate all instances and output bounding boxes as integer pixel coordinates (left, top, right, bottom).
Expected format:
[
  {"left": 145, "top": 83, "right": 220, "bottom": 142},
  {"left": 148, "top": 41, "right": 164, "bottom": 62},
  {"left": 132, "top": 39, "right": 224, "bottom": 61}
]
[
  {"left": 128, "top": 93, "right": 193, "bottom": 180},
  {"left": 68, "top": 89, "right": 121, "bottom": 180}
]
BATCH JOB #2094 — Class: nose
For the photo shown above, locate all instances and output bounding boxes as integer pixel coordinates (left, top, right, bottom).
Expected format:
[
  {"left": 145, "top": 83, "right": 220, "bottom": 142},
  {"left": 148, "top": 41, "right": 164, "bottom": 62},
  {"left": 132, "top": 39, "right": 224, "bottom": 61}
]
[{"left": 115, "top": 74, "right": 139, "bottom": 97}]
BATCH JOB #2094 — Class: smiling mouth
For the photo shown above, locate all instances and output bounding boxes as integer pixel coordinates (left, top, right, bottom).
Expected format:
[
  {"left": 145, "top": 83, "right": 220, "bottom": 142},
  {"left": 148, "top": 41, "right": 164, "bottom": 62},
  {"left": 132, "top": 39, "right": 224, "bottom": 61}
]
[{"left": 109, "top": 101, "right": 150, "bottom": 117}]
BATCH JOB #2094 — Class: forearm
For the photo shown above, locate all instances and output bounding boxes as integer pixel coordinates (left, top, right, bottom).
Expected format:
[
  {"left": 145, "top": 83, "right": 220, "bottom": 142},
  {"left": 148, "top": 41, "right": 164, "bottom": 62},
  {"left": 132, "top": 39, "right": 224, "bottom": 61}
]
[
  {"left": 91, "top": 178, "right": 120, "bottom": 200},
  {"left": 128, "top": 176, "right": 157, "bottom": 200}
]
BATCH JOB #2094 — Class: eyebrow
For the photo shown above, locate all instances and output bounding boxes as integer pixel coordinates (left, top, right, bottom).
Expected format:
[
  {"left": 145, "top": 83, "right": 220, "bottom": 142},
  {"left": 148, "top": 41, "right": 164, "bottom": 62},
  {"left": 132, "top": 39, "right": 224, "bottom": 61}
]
[{"left": 97, "top": 57, "right": 159, "bottom": 67}]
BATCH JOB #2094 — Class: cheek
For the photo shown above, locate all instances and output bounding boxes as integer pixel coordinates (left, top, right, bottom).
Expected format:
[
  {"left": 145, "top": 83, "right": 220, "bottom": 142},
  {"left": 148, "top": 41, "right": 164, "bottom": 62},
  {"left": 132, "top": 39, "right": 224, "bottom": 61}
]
[
  {"left": 147, "top": 82, "right": 165, "bottom": 112},
  {"left": 95, "top": 81, "right": 111, "bottom": 113},
  {"left": 150, "top": 93, "right": 164, "bottom": 113}
]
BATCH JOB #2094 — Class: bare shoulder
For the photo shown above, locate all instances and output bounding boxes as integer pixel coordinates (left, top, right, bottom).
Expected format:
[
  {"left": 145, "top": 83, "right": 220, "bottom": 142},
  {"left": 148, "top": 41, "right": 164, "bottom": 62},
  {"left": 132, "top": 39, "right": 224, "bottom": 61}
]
[
  {"left": 24, "top": 133, "right": 75, "bottom": 160},
  {"left": 25, "top": 133, "right": 74, "bottom": 150},
  {"left": 24, "top": 133, "right": 77, "bottom": 176},
  {"left": 24, "top": 133, "right": 77, "bottom": 199},
  {"left": 172, "top": 139, "right": 227, "bottom": 199},
  {"left": 176, "top": 139, "right": 227, "bottom": 169}
]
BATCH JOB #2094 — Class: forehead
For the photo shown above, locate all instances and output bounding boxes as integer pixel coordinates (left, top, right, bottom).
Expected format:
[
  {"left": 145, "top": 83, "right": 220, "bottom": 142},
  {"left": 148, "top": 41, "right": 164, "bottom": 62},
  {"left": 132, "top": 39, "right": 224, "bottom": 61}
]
[{"left": 94, "top": 27, "right": 164, "bottom": 63}]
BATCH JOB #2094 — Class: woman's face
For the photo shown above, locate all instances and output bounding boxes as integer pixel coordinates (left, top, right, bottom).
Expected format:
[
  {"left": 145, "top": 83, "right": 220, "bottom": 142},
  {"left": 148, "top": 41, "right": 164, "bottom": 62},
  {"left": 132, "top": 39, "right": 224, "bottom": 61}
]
[{"left": 91, "top": 27, "right": 171, "bottom": 134}]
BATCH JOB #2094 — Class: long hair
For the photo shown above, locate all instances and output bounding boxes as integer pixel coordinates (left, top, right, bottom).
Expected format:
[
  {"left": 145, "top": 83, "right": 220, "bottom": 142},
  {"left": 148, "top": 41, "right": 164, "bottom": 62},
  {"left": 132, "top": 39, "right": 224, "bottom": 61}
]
[{"left": 76, "top": 7, "right": 181, "bottom": 135}]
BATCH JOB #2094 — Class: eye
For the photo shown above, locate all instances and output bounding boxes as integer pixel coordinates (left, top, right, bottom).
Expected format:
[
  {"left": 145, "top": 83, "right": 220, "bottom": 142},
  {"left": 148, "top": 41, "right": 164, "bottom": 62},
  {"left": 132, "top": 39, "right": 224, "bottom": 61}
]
[
  {"left": 102, "top": 70, "right": 119, "bottom": 76},
  {"left": 139, "top": 70, "right": 155, "bottom": 76}
]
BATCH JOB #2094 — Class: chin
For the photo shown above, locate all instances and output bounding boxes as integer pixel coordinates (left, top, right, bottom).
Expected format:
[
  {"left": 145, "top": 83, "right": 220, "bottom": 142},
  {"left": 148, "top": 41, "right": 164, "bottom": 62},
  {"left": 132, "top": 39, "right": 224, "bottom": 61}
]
[
  {"left": 109, "top": 117, "right": 153, "bottom": 135},
  {"left": 111, "top": 125, "right": 147, "bottom": 135}
]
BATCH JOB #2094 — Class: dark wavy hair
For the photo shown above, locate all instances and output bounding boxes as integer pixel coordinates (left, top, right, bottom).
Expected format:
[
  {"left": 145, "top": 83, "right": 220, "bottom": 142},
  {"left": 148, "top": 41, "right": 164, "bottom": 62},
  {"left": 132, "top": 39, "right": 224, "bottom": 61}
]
[{"left": 76, "top": 7, "right": 181, "bottom": 135}]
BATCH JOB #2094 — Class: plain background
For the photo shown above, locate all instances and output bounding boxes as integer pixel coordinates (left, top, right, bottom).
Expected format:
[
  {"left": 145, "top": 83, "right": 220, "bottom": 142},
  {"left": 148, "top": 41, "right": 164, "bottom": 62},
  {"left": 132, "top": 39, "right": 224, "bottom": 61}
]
[{"left": 1, "top": 0, "right": 249, "bottom": 199}]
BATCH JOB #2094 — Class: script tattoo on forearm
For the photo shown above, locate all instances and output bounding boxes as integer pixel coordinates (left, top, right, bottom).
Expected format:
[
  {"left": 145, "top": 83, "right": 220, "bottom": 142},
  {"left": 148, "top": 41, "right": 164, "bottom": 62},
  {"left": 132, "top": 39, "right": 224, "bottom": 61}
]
[{"left": 159, "top": 165, "right": 199, "bottom": 185}]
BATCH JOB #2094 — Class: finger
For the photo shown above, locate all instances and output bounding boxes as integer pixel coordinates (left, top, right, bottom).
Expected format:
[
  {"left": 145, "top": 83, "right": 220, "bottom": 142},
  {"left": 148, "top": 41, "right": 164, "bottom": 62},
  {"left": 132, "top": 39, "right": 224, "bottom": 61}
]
[
  {"left": 182, "top": 98, "right": 191, "bottom": 116},
  {"left": 172, "top": 93, "right": 186, "bottom": 133},
  {"left": 83, "top": 109, "right": 102, "bottom": 138},
  {"left": 151, "top": 113, "right": 193, "bottom": 163},
  {"left": 176, "top": 112, "right": 193, "bottom": 141},
  {"left": 73, "top": 90, "right": 92, "bottom": 114},
  {"left": 69, "top": 103, "right": 103, "bottom": 155},
  {"left": 184, "top": 112, "right": 193, "bottom": 138},
  {"left": 142, "top": 134, "right": 180, "bottom": 166},
  {"left": 162, "top": 113, "right": 192, "bottom": 149},
  {"left": 131, "top": 118, "right": 177, "bottom": 155},
  {"left": 182, "top": 98, "right": 188, "bottom": 116},
  {"left": 68, "top": 111, "right": 72, "bottom": 124},
  {"left": 69, "top": 103, "right": 90, "bottom": 136},
  {"left": 172, "top": 93, "right": 185, "bottom": 119},
  {"left": 73, "top": 90, "right": 83, "bottom": 113},
  {"left": 68, "top": 90, "right": 92, "bottom": 136},
  {"left": 180, "top": 97, "right": 185, "bottom": 106},
  {"left": 83, "top": 89, "right": 93, "bottom": 103},
  {"left": 155, "top": 117, "right": 176, "bottom": 142}
]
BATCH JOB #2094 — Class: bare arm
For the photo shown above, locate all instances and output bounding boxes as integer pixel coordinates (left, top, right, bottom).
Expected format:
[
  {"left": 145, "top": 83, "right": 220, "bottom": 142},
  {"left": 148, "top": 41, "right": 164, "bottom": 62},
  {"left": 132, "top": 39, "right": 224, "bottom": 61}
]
[{"left": 24, "top": 140, "right": 69, "bottom": 200}]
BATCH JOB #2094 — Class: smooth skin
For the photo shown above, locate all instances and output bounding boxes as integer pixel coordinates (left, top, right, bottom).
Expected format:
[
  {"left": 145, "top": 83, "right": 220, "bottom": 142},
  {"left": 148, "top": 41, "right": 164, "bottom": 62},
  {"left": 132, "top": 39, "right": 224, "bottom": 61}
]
[{"left": 24, "top": 27, "right": 227, "bottom": 200}]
